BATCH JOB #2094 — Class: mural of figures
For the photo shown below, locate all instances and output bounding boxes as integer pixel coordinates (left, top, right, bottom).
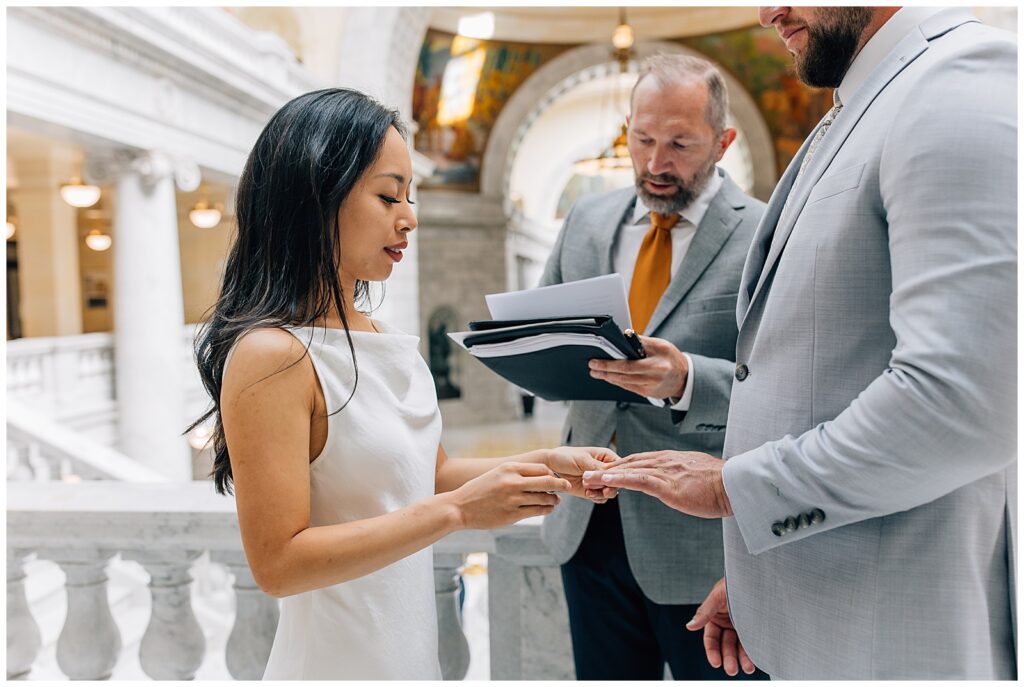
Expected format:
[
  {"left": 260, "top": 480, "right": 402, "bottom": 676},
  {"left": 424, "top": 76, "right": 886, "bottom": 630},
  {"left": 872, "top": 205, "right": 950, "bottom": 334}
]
[
  {"left": 427, "top": 305, "right": 462, "bottom": 400},
  {"left": 413, "top": 23, "right": 835, "bottom": 192},
  {"left": 413, "top": 30, "right": 570, "bottom": 190}
]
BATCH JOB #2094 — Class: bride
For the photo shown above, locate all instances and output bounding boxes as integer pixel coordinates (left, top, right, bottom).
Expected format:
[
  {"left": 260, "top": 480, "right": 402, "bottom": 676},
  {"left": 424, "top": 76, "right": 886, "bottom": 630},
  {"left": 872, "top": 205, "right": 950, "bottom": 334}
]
[{"left": 190, "top": 88, "right": 618, "bottom": 679}]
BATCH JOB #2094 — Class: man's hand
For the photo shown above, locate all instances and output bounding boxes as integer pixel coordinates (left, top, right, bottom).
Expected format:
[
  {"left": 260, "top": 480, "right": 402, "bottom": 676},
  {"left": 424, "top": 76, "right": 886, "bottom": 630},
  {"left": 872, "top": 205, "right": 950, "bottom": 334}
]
[
  {"left": 581, "top": 450, "right": 731, "bottom": 518},
  {"left": 686, "top": 577, "right": 757, "bottom": 676},
  {"left": 543, "top": 446, "right": 620, "bottom": 503},
  {"left": 588, "top": 336, "right": 688, "bottom": 400}
]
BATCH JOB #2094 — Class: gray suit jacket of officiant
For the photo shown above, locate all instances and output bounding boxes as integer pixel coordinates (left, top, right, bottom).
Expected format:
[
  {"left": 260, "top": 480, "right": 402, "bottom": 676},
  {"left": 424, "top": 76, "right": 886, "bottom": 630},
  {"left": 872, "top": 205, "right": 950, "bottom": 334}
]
[{"left": 539, "top": 169, "right": 764, "bottom": 604}]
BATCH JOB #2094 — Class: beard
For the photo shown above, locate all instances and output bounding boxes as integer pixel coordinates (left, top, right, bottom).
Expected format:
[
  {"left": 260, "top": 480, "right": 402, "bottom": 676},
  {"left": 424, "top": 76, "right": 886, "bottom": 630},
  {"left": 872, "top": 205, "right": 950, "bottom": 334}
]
[
  {"left": 794, "top": 8, "right": 873, "bottom": 88},
  {"left": 635, "top": 155, "right": 717, "bottom": 215}
]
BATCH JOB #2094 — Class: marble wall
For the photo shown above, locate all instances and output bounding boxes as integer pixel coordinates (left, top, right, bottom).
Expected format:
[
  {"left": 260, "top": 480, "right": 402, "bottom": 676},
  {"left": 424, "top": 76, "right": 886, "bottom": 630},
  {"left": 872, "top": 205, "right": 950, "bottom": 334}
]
[{"left": 416, "top": 189, "right": 519, "bottom": 427}]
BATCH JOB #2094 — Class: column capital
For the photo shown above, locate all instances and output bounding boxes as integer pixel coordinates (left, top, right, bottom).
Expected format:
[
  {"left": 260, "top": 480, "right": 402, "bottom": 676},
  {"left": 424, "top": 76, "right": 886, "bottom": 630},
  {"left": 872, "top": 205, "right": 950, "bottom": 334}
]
[{"left": 85, "top": 149, "right": 200, "bottom": 192}]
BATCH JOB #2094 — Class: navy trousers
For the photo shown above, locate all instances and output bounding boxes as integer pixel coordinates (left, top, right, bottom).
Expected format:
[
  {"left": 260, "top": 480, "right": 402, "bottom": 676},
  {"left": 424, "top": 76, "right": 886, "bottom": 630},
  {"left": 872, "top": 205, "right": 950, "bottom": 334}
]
[{"left": 560, "top": 499, "right": 770, "bottom": 680}]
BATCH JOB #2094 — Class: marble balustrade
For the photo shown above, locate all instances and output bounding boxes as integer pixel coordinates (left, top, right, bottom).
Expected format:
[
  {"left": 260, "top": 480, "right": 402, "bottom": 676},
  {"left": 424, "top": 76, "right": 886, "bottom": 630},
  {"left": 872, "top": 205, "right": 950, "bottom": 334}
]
[
  {"left": 7, "top": 481, "right": 575, "bottom": 680},
  {"left": 6, "top": 327, "right": 207, "bottom": 446}
]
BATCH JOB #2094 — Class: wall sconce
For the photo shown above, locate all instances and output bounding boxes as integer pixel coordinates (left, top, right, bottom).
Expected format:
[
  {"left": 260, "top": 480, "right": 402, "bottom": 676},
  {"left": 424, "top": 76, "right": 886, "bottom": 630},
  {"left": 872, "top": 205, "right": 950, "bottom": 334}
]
[{"left": 60, "top": 177, "right": 102, "bottom": 208}]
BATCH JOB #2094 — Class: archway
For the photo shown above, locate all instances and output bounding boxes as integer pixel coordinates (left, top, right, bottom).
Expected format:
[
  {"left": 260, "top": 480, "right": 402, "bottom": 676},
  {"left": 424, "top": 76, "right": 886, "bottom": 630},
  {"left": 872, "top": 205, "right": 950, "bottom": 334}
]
[{"left": 481, "top": 40, "right": 776, "bottom": 209}]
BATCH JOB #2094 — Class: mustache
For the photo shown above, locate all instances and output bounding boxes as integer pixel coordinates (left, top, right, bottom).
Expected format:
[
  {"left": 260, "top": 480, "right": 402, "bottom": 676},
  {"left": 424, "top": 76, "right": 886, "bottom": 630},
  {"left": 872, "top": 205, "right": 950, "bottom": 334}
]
[{"left": 637, "top": 173, "right": 682, "bottom": 186}]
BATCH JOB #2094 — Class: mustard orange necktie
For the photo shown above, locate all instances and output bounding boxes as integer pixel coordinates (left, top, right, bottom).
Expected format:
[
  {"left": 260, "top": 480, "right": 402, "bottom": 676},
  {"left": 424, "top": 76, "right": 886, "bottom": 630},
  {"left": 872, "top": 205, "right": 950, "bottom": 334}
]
[{"left": 628, "top": 211, "right": 679, "bottom": 335}]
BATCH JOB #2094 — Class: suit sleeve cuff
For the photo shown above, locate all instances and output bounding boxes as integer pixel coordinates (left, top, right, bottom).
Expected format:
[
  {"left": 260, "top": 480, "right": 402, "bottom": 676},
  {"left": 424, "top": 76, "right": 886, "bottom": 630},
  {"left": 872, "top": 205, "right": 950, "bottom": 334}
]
[{"left": 722, "top": 446, "right": 793, "bottom": 555}]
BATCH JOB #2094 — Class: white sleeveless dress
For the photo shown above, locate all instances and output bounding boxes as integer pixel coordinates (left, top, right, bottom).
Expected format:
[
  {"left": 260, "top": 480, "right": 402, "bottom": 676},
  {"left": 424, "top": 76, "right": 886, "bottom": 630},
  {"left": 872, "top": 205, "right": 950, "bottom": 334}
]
[{"left": 248, "top": 322, "right": 443, "bottom": 680}]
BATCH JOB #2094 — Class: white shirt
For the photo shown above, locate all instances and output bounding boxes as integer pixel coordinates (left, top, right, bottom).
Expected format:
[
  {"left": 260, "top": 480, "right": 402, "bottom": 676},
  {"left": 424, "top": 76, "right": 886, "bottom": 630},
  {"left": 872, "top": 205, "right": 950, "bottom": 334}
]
[
  {"left": 837, "top": 7, "right": 946, "bottom": 106},
  {"left": 612, "top": 170, "right": 724, "bottom": 410}
]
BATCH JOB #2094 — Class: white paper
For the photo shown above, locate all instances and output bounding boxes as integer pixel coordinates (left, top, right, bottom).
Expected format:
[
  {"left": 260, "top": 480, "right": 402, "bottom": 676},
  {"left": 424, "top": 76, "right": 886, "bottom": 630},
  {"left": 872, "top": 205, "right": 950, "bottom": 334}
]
[
  {"left": 463, "top": 332, "right": 627, "bottom": 360},
  {"left": 447, "top": 318, "right": 600, "bottom": 349},
  {"left": 484, "top": 274, "right": 632, "bottom": 330}
]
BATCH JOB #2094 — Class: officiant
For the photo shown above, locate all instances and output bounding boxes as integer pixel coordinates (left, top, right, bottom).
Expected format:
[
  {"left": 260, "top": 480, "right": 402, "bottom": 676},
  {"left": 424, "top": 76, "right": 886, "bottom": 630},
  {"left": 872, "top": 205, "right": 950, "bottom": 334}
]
[{"left": 538, "top": 53, "right": 766, "bottom": 680}]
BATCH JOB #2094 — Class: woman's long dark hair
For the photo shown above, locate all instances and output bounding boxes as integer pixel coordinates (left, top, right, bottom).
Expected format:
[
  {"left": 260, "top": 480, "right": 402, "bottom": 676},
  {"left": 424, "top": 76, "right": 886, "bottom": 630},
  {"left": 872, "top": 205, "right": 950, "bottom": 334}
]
[{"left": 189, "top": 88, "right": 406, "bottom": 495}]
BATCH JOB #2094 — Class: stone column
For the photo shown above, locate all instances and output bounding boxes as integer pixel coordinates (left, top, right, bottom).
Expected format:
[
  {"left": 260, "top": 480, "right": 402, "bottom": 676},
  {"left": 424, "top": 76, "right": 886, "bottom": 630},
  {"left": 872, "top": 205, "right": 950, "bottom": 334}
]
[
  {"left": 11, "top": 148, "right": 83, "bottom": 337},
  {"left": 417, "top": 190, "right": 517, "bottom": 427},
  {"left": 334, "top": 7, "right": 432, "bottom": 123},
  {"left": 87, "top": 150, "right": 198, "bottom": 480}
]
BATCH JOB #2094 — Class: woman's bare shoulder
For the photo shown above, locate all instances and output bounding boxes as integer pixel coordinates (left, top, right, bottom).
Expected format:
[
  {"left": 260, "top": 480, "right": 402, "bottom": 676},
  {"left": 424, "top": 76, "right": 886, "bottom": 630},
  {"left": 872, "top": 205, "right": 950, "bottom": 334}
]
[{"left": 222, "top": 327, "right": 314, "bottom": 397}]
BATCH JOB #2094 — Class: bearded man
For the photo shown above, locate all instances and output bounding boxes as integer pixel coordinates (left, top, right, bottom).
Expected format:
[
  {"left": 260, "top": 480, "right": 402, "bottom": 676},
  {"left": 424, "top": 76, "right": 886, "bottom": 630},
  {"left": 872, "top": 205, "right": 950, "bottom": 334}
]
[
  {"left": 539, "top": 53, "right": 766, "bottom": 680},
  {"left": 585, "top": 7, "right": 1017, "bottom": 679}
]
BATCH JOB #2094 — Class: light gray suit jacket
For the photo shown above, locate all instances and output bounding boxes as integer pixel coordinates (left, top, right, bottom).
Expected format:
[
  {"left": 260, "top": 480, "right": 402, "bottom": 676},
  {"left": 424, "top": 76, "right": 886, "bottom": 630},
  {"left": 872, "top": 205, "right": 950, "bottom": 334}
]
[
  {"left": 540, "top": 170, "right": 765, "bottom": 603},
  {"left": 720, "top": 10, "right": 1016, "bottom": 679}
]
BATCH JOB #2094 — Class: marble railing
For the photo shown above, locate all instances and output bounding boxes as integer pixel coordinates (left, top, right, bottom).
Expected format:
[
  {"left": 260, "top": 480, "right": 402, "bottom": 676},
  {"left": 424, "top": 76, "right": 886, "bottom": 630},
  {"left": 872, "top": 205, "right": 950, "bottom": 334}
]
[
  {"left": 7, "top": 482, "right": 575, "bottom": 680},
  {"left": 7, "top": 403, "right": 166, "bottom": 483},
  {"left": 6, "top": 333, "right": 117, "bottom": 412},
  {"left": 6, "top": 327, "right": 207, "bottom": 439}
]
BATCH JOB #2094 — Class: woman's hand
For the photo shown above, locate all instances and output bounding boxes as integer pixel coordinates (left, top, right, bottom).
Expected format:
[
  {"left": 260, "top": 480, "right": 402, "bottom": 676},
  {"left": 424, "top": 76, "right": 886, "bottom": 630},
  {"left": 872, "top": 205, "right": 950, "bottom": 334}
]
[
  {"left": 542, "top": 446, "right": 620, "bottom": 503},
  {"left": 446, "top": 462, "right": 570, "bottom": 530}
]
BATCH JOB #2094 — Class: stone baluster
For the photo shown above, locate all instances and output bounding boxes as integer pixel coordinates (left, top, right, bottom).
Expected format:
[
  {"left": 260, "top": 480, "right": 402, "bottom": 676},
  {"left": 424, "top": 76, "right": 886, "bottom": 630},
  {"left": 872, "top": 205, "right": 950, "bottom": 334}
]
[
  {"left": 25, "top": 442, "right": 51, "bottom": 481},
  {"left": 7, "top": 551, "right": 42, "bottom": 679},
  {"left": 488, "top": 527, "right": 574, "bottom": 680},
  {"left": 434, "top": 552, "right": 470, "bottom": 680},
  {"left": 122, "top": 550, "right": 205, "bottom": 679},
  {"left": 39, "top": 549, "right": 122, "bottom": 680},
  {"left": 6, "top": 442, "right": 33, "bottom": 482},
  {"left": 211, "top": 550, "right": 279, "bottom": 680}
]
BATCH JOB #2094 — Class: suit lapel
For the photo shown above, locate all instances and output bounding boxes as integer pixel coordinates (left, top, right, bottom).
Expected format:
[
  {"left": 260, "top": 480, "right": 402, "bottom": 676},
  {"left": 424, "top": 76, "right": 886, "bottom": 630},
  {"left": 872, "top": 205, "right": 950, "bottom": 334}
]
[
  {"left": 596, "top": 192, "right": 637, "bottom": 275},
  {"left": 736, "top": 138, "right": 809, "bottom": 327},
  {"left": 646, "top": 174, "right": 744, "bottom": 336},
  {"left": 744, "top": 27, "right": 932, "bottom": 320}
]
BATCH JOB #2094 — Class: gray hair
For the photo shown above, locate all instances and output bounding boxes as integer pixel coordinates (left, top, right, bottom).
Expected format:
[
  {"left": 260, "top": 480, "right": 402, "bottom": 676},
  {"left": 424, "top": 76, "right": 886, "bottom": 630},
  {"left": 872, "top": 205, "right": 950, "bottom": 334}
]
[{"left": 631, "top": 53, "right": 729, "bottom": 135}]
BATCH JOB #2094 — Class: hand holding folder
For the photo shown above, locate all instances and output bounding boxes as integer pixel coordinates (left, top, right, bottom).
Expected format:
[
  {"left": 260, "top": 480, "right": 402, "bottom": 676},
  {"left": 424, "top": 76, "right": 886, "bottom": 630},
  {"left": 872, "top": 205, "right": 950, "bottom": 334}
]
[
  {"left": 448, "top": 275, "right": 658, "bottom": 402},
  {"left": 456, "top": 314, "right": 647, "bottom": 403}
]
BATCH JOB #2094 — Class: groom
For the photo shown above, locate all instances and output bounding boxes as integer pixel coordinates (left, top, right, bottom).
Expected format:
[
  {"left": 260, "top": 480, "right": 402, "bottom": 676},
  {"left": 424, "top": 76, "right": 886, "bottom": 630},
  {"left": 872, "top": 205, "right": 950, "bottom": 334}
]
[{"left": 585, "top": 6, "right": 1017, "bottom": 680}]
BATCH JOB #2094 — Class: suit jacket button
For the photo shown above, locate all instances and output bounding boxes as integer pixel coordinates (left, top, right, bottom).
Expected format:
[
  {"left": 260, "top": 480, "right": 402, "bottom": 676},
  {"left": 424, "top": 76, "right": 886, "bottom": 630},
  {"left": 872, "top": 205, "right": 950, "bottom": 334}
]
[
  {"left": 783, "top": 516, "right": 798, "bottom": 533},
  {"left": 798, "top": 512, "right": 811, "bottom": 529},
  {"left": 809, "top": 508, "right": 826, "bottom": 524},
  {"left": 735, "top": 363, "right": 749, "bottom": 381},
  {"left": 771, "top": 522, "right": 787, "bottom": 537},
  {"left": 616, "top": 401, "right": 629, "bottom": 410}
]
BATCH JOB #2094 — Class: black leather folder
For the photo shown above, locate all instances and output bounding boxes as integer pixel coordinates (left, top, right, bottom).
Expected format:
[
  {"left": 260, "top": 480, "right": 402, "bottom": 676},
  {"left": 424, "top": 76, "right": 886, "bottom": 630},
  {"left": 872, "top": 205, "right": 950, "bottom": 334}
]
[{"left": 461, "top": 315, "right": 648, "bottom": 403}]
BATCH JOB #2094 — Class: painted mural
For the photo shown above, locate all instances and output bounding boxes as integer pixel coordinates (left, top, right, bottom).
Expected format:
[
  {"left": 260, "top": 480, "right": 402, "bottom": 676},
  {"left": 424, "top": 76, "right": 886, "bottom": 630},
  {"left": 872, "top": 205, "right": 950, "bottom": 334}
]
[
  {"left": 413, "top": 30, "right": 569, "bottom": 191},
  {"left": 680, "top": 25, "right": 835, "bottom": 176},
  {"left": 412, "top": 23, "right": 833, "bottom": 190}
]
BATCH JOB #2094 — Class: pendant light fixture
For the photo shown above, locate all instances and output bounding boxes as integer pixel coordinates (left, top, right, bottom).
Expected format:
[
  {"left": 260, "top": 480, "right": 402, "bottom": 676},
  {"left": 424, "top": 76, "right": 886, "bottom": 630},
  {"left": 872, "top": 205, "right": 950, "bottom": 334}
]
[
  {"left": 573, "top": 7, "right": 637, "bottom": 177},
  {"left": 6, "top": 202, "right": 16, "bottom": 240},
  {"left": 189, "top": 199, "right": 222, "bottom": 229},
  {"left": 84, "top": 228, "right": 112, "bottom": 252},
  {"left": 60, "top": 177, "right": 102, "bottom": 208}
]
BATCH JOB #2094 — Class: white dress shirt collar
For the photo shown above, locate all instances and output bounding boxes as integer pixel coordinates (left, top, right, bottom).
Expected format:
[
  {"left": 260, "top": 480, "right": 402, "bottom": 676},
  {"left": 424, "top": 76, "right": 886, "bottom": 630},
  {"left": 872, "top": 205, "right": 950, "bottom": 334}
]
[
  {"left": 631, "top": 168, "right": 724, "bottom": 227},
  {"left": 837, "top": 7, "right": 946, "bottom": 106}
]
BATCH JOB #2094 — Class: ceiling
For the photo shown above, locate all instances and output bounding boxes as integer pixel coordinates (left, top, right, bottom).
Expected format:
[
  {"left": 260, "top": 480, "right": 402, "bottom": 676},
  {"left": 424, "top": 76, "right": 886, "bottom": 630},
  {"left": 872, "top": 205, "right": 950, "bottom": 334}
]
[{"left": 428, "top": 7, "right": 760, "bottom": 43}]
